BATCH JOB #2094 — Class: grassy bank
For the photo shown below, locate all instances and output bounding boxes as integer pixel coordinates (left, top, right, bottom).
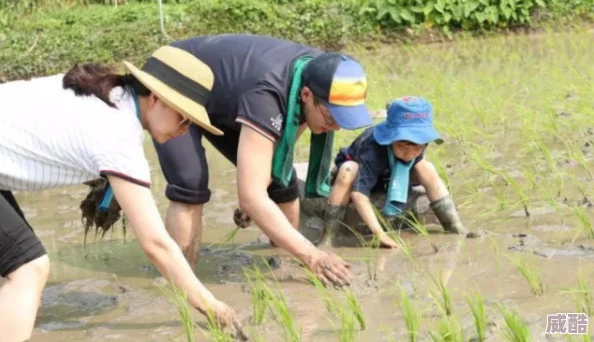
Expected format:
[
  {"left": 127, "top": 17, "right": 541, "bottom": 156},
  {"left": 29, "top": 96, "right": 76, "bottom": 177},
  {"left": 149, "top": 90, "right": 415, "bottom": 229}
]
[{"left": 1, "top": 0, "right": 593, "bottom": 81}]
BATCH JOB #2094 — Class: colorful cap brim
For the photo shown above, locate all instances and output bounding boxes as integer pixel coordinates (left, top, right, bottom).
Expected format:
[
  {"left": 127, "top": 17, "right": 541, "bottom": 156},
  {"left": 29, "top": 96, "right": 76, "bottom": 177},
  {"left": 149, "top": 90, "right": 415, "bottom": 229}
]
[
  {"left": 373, "top": 121, "right": 444, "bottom": 145},
  {"left": 327, "top": 103, "right": 373, "bottom": 130}
]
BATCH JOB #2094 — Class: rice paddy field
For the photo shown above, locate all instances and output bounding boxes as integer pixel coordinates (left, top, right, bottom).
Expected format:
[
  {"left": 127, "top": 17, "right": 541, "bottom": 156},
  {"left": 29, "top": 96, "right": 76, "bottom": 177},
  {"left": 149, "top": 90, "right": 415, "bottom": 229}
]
[{"left": 12, "top": 28, "right": 594, "bottom": 341}]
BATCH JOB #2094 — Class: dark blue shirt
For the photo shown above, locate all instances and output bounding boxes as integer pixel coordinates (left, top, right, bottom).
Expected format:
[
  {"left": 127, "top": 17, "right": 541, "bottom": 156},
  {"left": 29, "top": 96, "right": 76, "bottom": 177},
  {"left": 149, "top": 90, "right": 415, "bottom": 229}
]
[
  {"left": 338, "top": 127, "right": 424, "bottom": 197},
  {"left": 172, "top": 34, "right": 322, "bottom": 142}
]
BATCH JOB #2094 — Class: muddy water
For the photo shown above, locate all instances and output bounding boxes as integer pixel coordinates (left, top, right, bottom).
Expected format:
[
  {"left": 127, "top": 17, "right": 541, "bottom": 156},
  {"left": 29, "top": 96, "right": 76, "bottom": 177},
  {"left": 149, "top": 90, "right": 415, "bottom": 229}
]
[{"left": 9, "top": 32, "right": 594, "bottom": 341}]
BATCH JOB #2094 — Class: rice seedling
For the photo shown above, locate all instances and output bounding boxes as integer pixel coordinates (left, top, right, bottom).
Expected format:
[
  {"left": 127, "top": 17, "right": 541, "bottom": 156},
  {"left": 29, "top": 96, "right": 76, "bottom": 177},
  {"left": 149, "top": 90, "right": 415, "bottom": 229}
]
[
  {"left": 336, "top": 304, "right": 356, "bottom": 342},
  {"left": 489, "top": 235, "right": 502, "bottom": 273},
  {"left": 374, "top": 207, "right": 415, "bottom": 262},
  {"left": 570, "top": 206, "right": 594, "bottom": 242},
  {"left": 345, "top": 289, "right": 366, "bottom": 330},
  {"left": 165, "top": 284, "right": 197, "bottom": 342},
  {"left": 207, "top": 227, "right": 240, "bottom": 251},
  {"left": 508, "top": 256, "right": 544, "bottom": 296},
  {"left": 428, "top": 271, "right": 453, "bottom": 316},
  {"left": 302, "top": 264, "right": 339, "bottom": 316},
  {"left": 204, "top": 308, "right": 234, "bottom": 342},
  {"left": 497, "top": 304, "right": 531, "bottom": 342},
  {"left": 429, "top": 314, "right": 464, "bottom": 342},
  {"left": 398, "top": 212, "right": 429, "bottom": 237},
  {"left": 561, "top": 272, "right": 593, "bottom": 317},
  {"left": 466, "top": 292, "right": 487, "bottom": 342},
  {"left": 260, "top": 261, "right": 301, "bottom": 342},
  {"left": 243, "top": 266, "right": 271, "bottom": 325},
  {"left": 396, "top": 281, "right": 421, "bottom": 342},
  {"left": 471, "top": 151, "right": 530, "bottom": 216},
  {"left": 267, "top": 289, "right": 301, "bottom": 342}
]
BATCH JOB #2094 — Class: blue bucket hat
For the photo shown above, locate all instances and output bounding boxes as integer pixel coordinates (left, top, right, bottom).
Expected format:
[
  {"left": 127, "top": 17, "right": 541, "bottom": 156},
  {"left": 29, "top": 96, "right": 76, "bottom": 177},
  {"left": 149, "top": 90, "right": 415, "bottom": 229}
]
[{"left": 373, "top": 96, "right": 444, "bottom": 146}]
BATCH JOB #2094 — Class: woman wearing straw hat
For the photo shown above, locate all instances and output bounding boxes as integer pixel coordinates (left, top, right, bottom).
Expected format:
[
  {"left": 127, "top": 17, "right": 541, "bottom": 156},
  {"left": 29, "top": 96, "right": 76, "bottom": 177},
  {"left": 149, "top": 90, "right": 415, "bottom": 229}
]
[{"left": 0, "top": 46, "right": 245, "bottom": 341}]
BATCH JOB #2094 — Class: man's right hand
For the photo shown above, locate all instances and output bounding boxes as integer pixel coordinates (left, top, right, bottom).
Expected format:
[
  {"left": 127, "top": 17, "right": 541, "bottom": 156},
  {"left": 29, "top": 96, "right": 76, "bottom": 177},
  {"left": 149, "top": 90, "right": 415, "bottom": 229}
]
[{"left": 306, "top": 251, "right": 352, "bottom": 288}]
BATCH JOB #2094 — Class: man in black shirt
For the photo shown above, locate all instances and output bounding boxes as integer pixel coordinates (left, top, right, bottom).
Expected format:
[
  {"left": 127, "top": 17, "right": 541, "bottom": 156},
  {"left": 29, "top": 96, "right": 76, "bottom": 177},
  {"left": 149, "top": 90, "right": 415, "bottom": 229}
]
[{"left": 153, "top": 34, "right": 373, "bottom": 287}]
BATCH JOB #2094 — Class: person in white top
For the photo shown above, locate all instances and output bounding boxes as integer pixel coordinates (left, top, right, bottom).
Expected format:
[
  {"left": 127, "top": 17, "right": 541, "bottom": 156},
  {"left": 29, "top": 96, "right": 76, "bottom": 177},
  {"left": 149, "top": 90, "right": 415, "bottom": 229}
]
[{"left": 0, "top": 46, "right": 246, "bottom": 342}]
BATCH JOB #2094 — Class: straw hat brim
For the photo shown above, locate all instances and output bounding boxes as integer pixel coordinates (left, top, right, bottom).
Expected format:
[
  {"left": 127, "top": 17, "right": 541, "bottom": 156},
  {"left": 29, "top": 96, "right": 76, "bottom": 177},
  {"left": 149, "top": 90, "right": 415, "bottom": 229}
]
[{"left": 123, "top": 60, "right": 224, "bottom": 136}]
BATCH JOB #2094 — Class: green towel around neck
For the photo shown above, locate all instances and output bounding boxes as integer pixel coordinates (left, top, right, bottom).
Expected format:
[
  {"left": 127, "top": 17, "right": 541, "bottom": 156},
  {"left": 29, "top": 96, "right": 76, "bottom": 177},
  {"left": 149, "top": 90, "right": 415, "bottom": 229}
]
[{"left": 271, "top": 55, "right": 334, "bottom": 198}]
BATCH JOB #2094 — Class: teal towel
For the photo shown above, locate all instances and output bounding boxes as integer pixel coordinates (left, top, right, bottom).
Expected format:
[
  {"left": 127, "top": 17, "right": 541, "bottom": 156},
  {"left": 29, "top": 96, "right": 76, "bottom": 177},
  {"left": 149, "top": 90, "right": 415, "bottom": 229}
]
[
  {"left": 382, "top": 148, "right": 414, "bottom": 216},
  {"left": 304, "top": 132, "right": 334, "bottom": 198},
  {"left": 271, "top": 55, "right": 334, "bottom": 198}
]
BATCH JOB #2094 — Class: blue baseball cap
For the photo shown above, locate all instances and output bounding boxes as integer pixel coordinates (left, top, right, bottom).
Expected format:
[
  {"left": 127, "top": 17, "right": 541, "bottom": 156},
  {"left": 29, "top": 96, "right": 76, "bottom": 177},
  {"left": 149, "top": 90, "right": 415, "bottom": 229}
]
[
  {"left": 373, "top": 96, "right": 444, "bottom": 146},
  {"left": 303, "top": 52, "right": 372, "bottom": 130}
]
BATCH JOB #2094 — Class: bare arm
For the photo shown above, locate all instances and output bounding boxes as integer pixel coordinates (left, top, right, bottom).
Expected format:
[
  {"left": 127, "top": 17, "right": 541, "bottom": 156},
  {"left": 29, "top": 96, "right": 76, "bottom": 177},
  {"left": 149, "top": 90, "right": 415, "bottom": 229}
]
[
  {"left": 236, "top": 125, "right": 319, "bottom": 261},
  {"left": 107, "top": 175, "right": 217, "bottom": 313},
  {"left": 351, "top": 192, "right": 385, "bottom": 236}
]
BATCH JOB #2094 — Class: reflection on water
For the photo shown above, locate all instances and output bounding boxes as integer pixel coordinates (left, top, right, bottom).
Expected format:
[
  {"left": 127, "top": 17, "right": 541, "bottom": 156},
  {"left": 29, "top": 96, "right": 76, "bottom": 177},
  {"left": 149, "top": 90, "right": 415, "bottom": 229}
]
[{"left": 6, "top": 30, "right": 594, "bottom": 341}]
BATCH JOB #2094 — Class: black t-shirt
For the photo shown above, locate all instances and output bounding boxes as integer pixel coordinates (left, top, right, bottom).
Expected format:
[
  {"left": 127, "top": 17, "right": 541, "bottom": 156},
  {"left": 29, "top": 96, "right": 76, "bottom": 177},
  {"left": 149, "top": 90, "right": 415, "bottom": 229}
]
[
  {"left": 340, "top": 128, "right": 425, "bottom": 197},
  {"left": 171, "top": 34, "right": 323, "bottom": 142}
]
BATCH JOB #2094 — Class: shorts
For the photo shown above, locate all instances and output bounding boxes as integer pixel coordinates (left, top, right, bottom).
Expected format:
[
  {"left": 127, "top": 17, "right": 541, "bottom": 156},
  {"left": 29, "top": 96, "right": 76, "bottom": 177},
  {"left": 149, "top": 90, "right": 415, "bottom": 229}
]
[
  {"left": 0, "top": 191, "right": 47, "bottom": 277},
  {"left": 153, "top": 124, "right": 300, "bottom": 205}
]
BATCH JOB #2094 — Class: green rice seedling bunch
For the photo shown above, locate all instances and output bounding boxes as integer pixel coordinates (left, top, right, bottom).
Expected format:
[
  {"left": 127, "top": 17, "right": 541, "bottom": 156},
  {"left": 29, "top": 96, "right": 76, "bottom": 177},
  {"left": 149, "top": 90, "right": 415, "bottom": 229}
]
[
  {"left": 345, "top": 289, "right": 366, "bottom": 330},
  {"left": 302, "top": 265, "right": 339, "bottom": 316},
  {"left": 167, "top": 284, "right": 198, "bottom": 342},
  {"left": 498, "top": 304, "right": 531, "bottom": 342},
  {"left": 243, "top": 266, "right": 272, "bottom": 325},
  {"left": 267, "top": 288, "right": 301, "bottom": 342},
  {"left": 429, "top": 314, "right": 464, "bottom": 342},
  {"left": 466, "top": 292, "right": 487, "bottom": 341},
  {"left": 429, "top": 271, "right": 453, "bottom": 316},
  {"left": 570, "top": 206, "right": 594, "bottom": 241},
  {"left": 509, "top": 256, "right": 545, "bottom": 296},
  {"left": 561, "top": 272, "right": 593, "bottom": 317},
  {"left": 260, "top": 261, "right": 301, "bottom": 342},
  {"left": 396, "top": 281, "right": 421, "bottom": 342}
]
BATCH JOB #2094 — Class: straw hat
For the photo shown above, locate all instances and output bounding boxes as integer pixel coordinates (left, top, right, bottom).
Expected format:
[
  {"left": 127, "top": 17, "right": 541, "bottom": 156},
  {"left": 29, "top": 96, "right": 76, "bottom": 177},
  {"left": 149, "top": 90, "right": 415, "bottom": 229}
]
[{"left": 123, "top": 46, "right": 223, "bottom": 136}]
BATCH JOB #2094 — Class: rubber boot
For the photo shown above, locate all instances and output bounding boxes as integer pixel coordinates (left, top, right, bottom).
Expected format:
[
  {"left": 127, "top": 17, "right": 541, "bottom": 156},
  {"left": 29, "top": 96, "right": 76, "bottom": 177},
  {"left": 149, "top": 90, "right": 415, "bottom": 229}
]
[
  {"left": 430, "top": 195, "right": 468, "bottom": 235},
  {"left": 317, "top": 204, "right": 347, "bottom": 247}
]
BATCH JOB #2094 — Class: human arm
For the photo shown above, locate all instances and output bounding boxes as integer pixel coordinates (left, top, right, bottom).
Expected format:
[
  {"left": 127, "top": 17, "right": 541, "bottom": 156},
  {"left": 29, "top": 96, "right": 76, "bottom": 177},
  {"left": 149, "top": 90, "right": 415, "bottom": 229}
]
[
  {"left": 351, "top": 191, "right": 399, "bottom": 248},
  {"left": 106, "top": 175, "right": 245, "bottom": 335},
  {"left": 236, "top": 125, "right": 351, "bottom": 286}
]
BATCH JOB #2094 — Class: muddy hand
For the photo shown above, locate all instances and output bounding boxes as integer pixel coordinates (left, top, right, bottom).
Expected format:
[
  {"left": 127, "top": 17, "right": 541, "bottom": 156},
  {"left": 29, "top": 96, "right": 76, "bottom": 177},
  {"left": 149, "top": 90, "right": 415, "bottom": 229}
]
[
  {"left": 233, "top": 208, "right": 252, "bottom": 229},
  {"left": 207, "top": 300, "right": 249, "bottom": 341},
  {"left": 309, "top": 251, "right": 351, "bottom": 288}
]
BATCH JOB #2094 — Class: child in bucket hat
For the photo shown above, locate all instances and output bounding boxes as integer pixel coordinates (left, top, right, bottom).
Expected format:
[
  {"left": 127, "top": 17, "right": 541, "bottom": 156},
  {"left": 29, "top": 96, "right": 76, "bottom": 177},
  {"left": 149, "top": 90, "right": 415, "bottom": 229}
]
[{"left": 318, "top": 96, "right": 467, "bottom": 248}]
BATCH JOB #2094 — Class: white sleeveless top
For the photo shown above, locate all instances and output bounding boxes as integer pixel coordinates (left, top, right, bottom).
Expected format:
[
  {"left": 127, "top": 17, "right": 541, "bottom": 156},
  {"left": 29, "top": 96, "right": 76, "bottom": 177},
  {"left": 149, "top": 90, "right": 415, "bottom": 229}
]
[{"left": 0, "top": 74, "right": 151, "bottom": 191}]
